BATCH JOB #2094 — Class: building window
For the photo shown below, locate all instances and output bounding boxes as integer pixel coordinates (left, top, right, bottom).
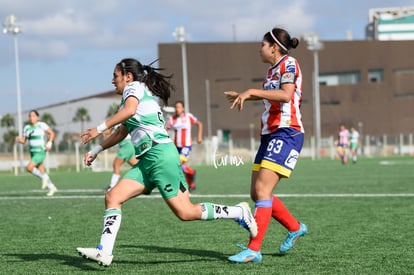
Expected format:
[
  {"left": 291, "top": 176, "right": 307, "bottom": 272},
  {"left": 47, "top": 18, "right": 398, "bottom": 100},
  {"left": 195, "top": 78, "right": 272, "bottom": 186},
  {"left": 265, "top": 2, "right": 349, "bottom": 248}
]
[
  {"left": 368, "top": 69, "right": 384, "bottom": 83},
  {"left": 319, "top": 71, "right": 360, "bottom": 86}
]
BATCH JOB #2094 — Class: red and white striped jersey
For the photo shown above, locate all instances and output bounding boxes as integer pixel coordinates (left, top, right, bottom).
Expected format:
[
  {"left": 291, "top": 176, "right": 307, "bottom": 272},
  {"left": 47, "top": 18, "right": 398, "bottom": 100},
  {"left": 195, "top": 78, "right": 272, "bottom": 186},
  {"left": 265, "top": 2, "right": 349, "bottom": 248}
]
[
  {"left": 166, "top": 112, "right": 198, "bottom": 147},
  {"left": 261, "top": 55, "right": 304, "bottom": 135},
  {"left": 338, "top": 129, "right": 350, "bottom": 146}
]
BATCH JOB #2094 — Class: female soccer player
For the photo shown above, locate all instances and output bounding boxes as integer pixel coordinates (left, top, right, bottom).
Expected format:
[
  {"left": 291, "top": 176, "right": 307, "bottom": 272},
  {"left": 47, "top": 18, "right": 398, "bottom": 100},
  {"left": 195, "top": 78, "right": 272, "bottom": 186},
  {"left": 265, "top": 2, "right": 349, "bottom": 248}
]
[
  {"left": 166, "top": 100, "right": 203, "bottom": 191},
  {"left": 225, "top": 27, "right": 308, "bottom": 263},
  {"left": 76, "top": 58, "right": 257, "bottom": 266},
  {"left": 15, "top": 110, "right": 58, "bottom": 196}
]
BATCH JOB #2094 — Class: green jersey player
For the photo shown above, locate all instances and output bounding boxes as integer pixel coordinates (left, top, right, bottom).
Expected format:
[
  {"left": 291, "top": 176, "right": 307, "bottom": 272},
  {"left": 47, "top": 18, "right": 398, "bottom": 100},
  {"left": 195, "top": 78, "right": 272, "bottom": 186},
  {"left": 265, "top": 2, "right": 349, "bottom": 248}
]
[
  {"left": 15, "top": 110, "right": 58, "bottom": 196},
  {"left": 76, "top": 58, "right": 257, "bottom": 266}
]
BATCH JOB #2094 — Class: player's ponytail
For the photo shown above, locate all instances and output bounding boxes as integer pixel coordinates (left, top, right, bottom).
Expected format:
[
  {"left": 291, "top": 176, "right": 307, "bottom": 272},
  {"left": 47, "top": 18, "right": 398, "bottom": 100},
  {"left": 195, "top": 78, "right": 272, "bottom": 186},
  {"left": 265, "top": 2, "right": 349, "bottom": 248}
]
[{"left": 116, "top": 58, "right": 174, "bottom": 106}]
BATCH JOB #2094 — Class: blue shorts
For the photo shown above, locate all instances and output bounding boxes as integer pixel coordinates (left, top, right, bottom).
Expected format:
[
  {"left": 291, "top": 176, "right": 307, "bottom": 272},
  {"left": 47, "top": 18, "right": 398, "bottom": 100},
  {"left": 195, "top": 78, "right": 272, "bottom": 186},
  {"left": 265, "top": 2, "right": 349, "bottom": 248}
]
[
  {"left": 177, "top": 146, "right": 192, "bottom": 162},
  {"left": 253, "top": 128, "right": 304, "bottom": 178}
]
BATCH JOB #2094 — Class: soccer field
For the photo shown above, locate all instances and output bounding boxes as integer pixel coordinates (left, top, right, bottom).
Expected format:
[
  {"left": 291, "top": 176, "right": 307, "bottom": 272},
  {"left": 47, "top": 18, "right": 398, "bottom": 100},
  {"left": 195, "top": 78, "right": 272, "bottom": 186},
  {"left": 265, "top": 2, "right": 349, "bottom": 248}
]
[{"left": 1, "top": 156, "right": 413, "bottom": 274}]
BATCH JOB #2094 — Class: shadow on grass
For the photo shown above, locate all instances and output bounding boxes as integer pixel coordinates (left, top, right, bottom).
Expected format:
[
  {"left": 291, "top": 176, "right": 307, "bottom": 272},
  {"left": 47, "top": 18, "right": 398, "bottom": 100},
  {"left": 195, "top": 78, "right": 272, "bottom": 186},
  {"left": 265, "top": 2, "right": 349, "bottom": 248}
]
[
  {"left": 3, "top": 253, "right": 102, "bottom": 271},
  {"left": 121, "top": 244, "right": 226, "bottom": 263}
]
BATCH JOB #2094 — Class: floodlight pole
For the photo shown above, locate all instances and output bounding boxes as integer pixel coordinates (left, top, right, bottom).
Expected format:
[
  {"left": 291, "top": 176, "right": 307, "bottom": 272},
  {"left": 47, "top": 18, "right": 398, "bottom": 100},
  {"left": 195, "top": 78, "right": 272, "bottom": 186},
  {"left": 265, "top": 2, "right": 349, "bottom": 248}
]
[
  {"left": 304, "top": 33, "right": 323, "bottom": 159},
  {"left": 3, "top": 14, "right": 24, "bottom": 172},
  {"left": 174, "top": 26, "right": 190, "bottom": 112}
]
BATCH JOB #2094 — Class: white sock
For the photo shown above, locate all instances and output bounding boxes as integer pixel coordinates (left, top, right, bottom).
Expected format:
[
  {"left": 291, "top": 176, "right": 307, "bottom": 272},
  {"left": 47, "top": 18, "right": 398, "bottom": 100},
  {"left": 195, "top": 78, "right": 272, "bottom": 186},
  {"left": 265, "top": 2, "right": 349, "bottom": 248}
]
[
  {"left": 47, "top": 179, "right": 56, "bottom": 189},
  {"left": 99, "top": 208, "right": 122, "bottom": 255},
  {"left": 31, "top": 168, "right": 43, "bottom": 179},
  {"left": 109, "top": 174, "right": 120, "bottom": 188},
  {"left": 200, "top": 203, "right": 243, "bottom": 221}
]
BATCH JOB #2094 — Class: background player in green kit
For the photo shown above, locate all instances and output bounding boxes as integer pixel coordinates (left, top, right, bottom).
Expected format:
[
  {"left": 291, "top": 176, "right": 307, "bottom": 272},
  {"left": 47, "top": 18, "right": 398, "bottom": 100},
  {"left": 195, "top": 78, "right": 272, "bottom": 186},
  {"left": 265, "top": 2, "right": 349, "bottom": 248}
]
[
  {"left": 15, "top": 110, "right": 58, "bottom": 196},
  {"left": 76, "top": 58, "right": 257, "bottom": 266}
]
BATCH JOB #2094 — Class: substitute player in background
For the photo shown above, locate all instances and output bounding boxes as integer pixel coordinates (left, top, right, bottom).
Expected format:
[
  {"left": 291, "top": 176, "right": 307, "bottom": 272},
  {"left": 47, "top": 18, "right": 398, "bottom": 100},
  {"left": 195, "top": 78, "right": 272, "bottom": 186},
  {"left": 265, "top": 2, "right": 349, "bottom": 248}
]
[
  {"left": 166, "top": 100, "right": 203, "bottom": 192},
  {"left": 225, "top": 27, "right": 307, "bottom": 263},
  {"left": 349, "top": 126, "right": 360, "bottom": 163},
  {"left": 103, "top": 124, "right": 138, "bottom": 192},
  {"left": 336, "top": 124, "right": 350, "bottom": 164},
  {"left": 15, "top": 110, "right": 58, "bottom": 196}
]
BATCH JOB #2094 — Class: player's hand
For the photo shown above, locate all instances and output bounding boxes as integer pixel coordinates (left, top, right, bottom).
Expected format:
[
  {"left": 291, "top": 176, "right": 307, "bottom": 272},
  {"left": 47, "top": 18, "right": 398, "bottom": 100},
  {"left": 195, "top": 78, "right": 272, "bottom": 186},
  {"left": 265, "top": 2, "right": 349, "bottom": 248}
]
[
  {"left": 225, "top": 90, "right": 249, "bottom": 111},
  {"left": 45, "top": 141, "right": 53, "bottom": 151},
  {"left": 84, "top": 151, "right": 97, "bottom": 166},
  {"left": 80, "top": 127, "right": 99, "bottom": 144},
  {"left": 224, "top": 91, "right": 239, "bottom": 103}
]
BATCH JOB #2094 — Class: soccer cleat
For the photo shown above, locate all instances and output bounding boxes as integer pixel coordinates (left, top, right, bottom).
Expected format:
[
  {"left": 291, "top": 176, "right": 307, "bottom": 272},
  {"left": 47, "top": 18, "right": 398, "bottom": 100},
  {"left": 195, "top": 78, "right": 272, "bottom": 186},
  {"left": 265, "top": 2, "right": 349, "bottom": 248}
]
[
  {"left": 77, "top": 247, "right": 113, "bottom": 266},
  {"left": 46, "top": 186, "right": 57, "bottom": 197},
  {"left": 41, "top": 175, "right": 49, "bottom": 190},
  {"left": 235, "top": 202, "right": 258, "bottom": 238},
  {"left": 279, "top": 223, "right": 308, "bottom": 253},
  {"left": 228, "top": 244, "right": 262, "bottom": 263}
]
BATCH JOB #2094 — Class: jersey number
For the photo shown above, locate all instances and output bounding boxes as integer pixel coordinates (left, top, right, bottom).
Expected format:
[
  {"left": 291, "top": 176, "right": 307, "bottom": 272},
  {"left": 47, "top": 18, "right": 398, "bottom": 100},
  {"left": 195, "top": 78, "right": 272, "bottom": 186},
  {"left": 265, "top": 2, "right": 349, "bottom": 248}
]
[{"left": 267, "top": 139, "right": 284, "bottom": 154}]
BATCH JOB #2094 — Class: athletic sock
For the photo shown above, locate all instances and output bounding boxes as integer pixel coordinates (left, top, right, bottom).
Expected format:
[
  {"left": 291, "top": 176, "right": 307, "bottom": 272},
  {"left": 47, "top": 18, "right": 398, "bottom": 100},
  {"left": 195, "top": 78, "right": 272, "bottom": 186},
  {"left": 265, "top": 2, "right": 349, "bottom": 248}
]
[
  {"left": 247, "top": 199, "right": 272, "bottom": 252},
  {"left": 200, "top": 203, "right": 242, "bottom": 220},
  {"left": 47, "top": 179, "right": 56, "bottom": 189},
  {"left": 271, "top": 196, "right": 300, "bottom": 232},
  {"left": 99, "top": 208, "right": 122, "bottom": 255},
  {"left": 110, "top": 174, "right": 120, "bottom": 188},
  {"left": 31, "top": 167, "right": 44, "bottom": 179}
]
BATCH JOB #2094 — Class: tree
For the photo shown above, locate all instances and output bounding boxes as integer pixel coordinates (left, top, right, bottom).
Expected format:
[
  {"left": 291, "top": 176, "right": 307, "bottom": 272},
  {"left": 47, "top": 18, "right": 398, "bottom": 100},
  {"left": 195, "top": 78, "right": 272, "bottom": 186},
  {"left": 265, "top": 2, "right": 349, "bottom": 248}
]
[
  {"left": 41, "top": 112, "right": 59, "bottom": 143},
  {"left": 72, "top": 107, "right": 91, "bottom": 133},
  {"left": 41, "top": 112, "right": 56, "bottom": 128},
  {"left": 3, "top": 129, "right": 18, "bottom": 152},
  {"left": 1, "top": 113, "right": 15, "bottom": 129},
  {"left": 106, "top": 102, "right": 119, "bottom": 118}
]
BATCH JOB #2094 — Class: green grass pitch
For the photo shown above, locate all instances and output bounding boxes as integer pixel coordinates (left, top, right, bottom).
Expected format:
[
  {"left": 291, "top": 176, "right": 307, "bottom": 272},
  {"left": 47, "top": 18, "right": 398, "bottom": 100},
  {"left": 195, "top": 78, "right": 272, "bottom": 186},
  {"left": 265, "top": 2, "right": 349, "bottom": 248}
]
[{"left": 1, "top": 156, "right": 413, "bottom": 274}]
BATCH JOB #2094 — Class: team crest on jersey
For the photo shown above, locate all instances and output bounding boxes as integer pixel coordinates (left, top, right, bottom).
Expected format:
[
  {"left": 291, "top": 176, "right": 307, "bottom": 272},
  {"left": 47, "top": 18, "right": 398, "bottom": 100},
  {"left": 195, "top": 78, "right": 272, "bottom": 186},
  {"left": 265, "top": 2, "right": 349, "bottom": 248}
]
[{"left": 281, "top": 72, "right": 295, "bottom": 83}]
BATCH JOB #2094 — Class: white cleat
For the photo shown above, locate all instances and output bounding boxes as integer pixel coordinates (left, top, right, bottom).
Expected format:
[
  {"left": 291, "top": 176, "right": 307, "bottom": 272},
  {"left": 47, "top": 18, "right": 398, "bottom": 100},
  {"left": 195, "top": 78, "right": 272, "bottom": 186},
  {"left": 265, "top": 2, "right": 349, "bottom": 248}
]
[
  {"left": 46, "top": 186, "right": 57, "bottom": 197},
  {"left": 41, "top": 175, "right": 49, "bottom": 190},
  {"left": 236, "top": 202, "right": 258, "bottom": 238},
  {"left": 77, "top": 247, "right": 113, "bottom": 266}
]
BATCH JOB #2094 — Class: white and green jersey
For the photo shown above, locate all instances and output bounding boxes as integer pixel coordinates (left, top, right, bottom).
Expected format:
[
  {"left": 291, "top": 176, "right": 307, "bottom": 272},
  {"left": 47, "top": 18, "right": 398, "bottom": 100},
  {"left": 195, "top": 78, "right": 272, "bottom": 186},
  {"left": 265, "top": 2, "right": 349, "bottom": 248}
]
[
  {"left": 120, "top": 81, "right": 171, "bottom": 156},
  {"left": 23, "top": 122, "right": 50, "bottom": 153},
  {"left": 350, "top": 130, "right": 359, "bottom": 145}
]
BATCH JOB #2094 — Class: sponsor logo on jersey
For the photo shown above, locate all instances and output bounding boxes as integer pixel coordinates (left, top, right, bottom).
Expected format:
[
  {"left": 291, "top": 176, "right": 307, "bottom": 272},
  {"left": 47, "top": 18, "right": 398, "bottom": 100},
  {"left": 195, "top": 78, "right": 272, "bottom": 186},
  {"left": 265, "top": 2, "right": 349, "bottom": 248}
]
[{"left": 284, "top": 149, "right": 299, "bottom": 169}]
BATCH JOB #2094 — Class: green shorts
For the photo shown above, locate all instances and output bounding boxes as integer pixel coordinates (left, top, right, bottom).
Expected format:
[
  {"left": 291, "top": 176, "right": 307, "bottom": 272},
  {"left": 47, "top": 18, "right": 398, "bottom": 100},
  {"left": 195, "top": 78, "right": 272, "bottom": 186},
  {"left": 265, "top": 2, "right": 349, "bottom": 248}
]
[
  {"left": 123, "top": 142, "right": 188, "bottom": 199},
  {"left": 30, "top": 151, "right": 46, "bottom": 165},
  {"left": 350, "top": 142, "right": 358, "bottom": 150},
  {"left": 117, "top": 139, "right": 135, "bottom": 161}
]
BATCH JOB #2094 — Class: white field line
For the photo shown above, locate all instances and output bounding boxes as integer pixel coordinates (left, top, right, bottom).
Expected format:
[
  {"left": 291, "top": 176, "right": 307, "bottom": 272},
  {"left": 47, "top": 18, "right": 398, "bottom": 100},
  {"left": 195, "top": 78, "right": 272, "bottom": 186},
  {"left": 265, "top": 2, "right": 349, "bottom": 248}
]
[{"left": 0, "top": 190, "right": 414, "bottom": 200}]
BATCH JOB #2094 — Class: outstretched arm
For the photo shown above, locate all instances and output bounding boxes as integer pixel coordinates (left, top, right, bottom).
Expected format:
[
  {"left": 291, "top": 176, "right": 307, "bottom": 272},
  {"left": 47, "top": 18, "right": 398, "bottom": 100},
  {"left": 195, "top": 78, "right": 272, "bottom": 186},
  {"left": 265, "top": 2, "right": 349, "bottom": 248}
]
[
  {"left": 84, "top": 125, "right": 129, "bottom": 166},
  {"left": 81, "top": 96, "right": 138, "bottom": 144},
  {"left": 225, "top": 83, "right": 295, "bottom": 111}
]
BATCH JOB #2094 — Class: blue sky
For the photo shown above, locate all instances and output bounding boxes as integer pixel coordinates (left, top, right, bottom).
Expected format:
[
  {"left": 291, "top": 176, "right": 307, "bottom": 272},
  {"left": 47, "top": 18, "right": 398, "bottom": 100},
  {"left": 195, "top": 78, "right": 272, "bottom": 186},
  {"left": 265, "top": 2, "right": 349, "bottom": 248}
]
[{"left": 1, "top": 0, "right": 414, "bottom": 116}]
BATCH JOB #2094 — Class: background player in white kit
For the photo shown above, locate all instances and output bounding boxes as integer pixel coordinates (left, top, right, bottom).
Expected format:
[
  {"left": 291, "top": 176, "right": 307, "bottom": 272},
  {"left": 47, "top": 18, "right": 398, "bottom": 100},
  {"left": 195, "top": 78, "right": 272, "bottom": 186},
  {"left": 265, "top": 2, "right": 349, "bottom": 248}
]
[{"left": 15, "top": 110, "right": 58, "bottom": 196}]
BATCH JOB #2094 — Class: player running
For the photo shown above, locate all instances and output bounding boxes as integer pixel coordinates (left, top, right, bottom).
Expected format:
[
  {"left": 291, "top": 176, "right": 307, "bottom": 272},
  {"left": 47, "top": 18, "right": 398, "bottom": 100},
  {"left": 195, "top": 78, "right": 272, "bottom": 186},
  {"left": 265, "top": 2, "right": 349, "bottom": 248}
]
[
  {"left": 15, "top": 110, "right": 58, "bottom": 196},
  {"left": 76, "top": 58, "right": 257, "bottom": 266},
  {"left": 336, "top": 124, "right": 350, "bottom": 164}
]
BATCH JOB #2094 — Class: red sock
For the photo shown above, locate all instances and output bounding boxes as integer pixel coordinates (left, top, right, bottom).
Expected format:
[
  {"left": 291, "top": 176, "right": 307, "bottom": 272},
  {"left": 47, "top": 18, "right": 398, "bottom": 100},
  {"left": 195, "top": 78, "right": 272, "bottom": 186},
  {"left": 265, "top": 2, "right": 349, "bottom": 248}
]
[
  {"left": 272, "top": 196, "right": 300, "bottom": 232},
  {"left": 248, "top": 202, "right": 272, "bottom": 252},
  {"left": 182, "top": 163, "right": 195, "bottom": 175}
]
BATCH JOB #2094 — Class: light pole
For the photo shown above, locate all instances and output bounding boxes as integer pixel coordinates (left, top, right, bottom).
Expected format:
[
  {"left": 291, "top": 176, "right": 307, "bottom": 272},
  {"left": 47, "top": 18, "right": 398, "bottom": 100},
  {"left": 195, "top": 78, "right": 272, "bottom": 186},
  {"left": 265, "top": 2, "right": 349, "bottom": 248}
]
[
  {"left": 3, "top": 14, "right": 24, "bottom": 172},
  {"left": 303, "top": 33, "right": 323, "bottom": 159},
  {"left": 173, "top": 26, "right": 190, "bottom": 112}
]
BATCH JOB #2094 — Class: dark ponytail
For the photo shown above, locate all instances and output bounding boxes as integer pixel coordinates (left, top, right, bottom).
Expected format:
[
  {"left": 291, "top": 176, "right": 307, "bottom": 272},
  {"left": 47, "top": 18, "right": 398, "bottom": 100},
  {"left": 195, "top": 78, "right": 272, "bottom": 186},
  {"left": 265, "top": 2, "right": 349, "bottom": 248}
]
[{"left": 116, "top": 58, "right": 174, "bottom": 106}]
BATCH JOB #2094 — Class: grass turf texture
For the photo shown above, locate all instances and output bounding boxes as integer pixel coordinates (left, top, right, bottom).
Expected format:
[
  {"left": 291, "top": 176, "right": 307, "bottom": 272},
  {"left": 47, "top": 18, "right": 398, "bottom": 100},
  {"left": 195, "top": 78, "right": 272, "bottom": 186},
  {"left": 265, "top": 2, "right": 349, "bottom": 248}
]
[{"left": 0, "top": 156, "right": 413, "bottom": 274}]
